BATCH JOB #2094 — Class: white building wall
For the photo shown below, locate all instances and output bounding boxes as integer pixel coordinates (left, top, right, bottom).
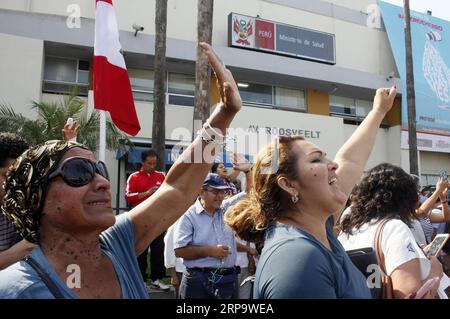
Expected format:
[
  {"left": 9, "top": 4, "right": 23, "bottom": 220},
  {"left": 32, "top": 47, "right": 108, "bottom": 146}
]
[
  {"left": 0, "top": 0, "right": 29, "bottom": 11},
  {"left": 386, "top": 125, "right": 402, "bottom": 166},
  {"left": 321, "top": 0, "right": 374, "bottom": 12},
  {"left": 420, "top": 152, "right": 450, "bottom": 176},
  {"left": 0, "top": 33, "right": 43, "bottom": 118},
  {"left": 343, "top": 124, "right": 394, "bottom": 171},
  {"left": 133, "top": 102, "right": 194, "bottom": 141}
]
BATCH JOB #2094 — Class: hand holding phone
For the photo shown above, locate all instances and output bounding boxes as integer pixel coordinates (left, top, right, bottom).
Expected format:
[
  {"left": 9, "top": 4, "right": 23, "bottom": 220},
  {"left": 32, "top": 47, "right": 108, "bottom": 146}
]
[
  {"left": 427, "top": 233, "right": 450, "bottom": 257},
  {"left": 441, "top": 170, "right": 448, "bottom": 181}
]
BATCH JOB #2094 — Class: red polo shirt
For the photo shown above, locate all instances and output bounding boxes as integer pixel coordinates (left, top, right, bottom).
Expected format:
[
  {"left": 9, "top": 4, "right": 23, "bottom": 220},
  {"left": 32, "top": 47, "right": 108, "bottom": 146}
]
[{"left": 125, "top": 168, "right": 165, "bottom": 207}]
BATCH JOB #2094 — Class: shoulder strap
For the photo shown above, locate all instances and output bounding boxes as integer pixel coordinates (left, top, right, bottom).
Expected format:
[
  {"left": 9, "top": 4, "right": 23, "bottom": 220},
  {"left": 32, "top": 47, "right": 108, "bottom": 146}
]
[
  {"left": 374, "top": 219, "right": 390, "bottom": 274},
  {"left": 24, "top": 256, "right": 65, "bottom": 299}
]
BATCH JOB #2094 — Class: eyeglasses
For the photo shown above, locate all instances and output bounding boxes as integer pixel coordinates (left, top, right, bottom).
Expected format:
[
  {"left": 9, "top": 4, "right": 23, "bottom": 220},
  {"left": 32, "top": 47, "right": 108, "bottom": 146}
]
[
  {"left": 204, "top": 188, "right": 230, "bottom": 196},
  {"left": 48, "top": 157, "right": 109, "bottom": 187}
]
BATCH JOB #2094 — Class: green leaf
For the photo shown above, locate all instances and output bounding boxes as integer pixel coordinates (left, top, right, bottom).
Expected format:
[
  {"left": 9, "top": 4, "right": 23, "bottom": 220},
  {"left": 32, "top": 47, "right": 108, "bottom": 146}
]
[{"left": 0, "top": 87, "right": 132, "bottom": 151}]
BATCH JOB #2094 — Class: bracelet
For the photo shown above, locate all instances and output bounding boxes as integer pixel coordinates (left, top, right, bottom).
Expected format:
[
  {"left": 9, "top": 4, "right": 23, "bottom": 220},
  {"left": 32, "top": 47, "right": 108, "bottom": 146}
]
[
  {"left": 197, "top": 127, "right": 225, "bottom": 145},
  {"left": 205, "top": 121, "right": 226, "bottom": 139},
  {"left": 441, "top": 201, "right": 447, "bottom": 204}
]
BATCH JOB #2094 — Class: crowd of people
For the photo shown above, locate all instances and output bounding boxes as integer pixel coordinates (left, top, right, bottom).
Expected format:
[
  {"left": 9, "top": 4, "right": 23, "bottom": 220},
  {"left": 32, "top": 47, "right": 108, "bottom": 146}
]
[{"left": 0, "top": 43, "right": 449, "bottom": 299}]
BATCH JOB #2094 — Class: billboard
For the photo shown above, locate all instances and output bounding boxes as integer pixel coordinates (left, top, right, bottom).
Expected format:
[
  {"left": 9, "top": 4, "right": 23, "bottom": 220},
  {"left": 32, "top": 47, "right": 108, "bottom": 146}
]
[
  {"left": 228, "top": 13, "right": 336, "bottom": 65},
  {"left": 379, "top": 1, "right": 450, "bottom": 153}
]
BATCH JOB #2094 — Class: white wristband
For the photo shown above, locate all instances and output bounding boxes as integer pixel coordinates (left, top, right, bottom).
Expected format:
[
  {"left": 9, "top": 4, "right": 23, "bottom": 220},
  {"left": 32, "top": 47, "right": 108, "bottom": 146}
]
[{"left": 197, "top": 127, "right": 225, "bottom": 145}]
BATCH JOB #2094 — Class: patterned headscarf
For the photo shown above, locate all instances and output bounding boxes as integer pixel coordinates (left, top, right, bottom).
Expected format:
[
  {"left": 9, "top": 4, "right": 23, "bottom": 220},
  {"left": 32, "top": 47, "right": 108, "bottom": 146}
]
[{"left": 1, "top": 140, "right": 88, "bottom": 244}]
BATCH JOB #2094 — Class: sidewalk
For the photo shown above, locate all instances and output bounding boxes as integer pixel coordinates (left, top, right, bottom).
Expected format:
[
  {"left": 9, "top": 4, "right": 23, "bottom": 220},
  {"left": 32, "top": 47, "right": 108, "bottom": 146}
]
[{"left": 147, "top": 286, "right": 176, "bottom": 299}]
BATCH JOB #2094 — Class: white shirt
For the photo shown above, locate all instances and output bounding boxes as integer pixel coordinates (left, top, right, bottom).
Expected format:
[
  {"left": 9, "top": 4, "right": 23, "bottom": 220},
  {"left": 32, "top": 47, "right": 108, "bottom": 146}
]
[
  {"left": 164, "top": 221, "right": 186, "bottom": 273},
  {"left": 338, "top": 219, "right": 430, "bottom": 280},
  {"left": 410, "top": 219, "right": 427, "bottom": 247},
  {"left": 235, "top": 236, "right": 256, "bottom": 268}
]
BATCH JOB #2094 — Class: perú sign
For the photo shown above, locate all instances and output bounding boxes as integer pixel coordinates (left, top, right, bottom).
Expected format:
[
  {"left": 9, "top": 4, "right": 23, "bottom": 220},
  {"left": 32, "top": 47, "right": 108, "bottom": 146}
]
[{"left": 228, "top": 13, "right": 336, "bottom": 65}]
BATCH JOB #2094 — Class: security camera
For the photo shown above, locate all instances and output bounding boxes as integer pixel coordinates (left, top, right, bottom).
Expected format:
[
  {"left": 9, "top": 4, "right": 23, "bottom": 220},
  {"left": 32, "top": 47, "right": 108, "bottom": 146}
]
[
  {"left": 132, "top": 23, "right": 144, "bottom": 36},
  {"left": 386, "top": 71, "right": 395, "bottom": 81}
]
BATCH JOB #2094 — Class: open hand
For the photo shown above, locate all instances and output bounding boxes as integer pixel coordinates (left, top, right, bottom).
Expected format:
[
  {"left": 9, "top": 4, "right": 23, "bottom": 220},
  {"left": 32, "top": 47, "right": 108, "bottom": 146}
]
[
  {"left": 62, "top": 119, "right": 80, "bottom": 142},
  {"left": 199, "top": 42, "right": 241, "bottom": 115},
  {"left": 231, "top": 152, "right": 252, "bottom": 173}
]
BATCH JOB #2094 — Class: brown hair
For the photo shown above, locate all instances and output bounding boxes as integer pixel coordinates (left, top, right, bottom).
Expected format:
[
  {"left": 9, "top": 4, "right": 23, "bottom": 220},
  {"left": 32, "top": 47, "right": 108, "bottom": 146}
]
[{"left": 225, "top": 135, "right": 305, "bottom": 243}]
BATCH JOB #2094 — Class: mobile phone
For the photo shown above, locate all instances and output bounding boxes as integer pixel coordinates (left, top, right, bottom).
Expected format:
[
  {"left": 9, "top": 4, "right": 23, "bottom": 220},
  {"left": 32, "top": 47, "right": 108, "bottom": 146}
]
[
  {"left": 413, "top": 277, "right": 440, "bottom": 299},
  {"left": 427, "top": 233, "right": 450, "bottom": 257},
  {"left": 440, "top": 170, "right": 448, "bottom": 181}
]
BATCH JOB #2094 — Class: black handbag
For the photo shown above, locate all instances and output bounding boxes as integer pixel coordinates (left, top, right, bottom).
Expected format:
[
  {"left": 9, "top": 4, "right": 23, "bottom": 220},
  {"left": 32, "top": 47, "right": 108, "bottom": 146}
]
[
  {"left": 346, "top": 219, "right": 393, "bottom": 299},
  {"left": 346, "top": 247, "right": 381, "bottom": 299}
]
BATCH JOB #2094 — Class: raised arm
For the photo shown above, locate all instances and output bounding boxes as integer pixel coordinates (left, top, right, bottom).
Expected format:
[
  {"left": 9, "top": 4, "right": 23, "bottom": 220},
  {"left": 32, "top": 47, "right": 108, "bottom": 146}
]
[
  {"left": 416, "top": 178, "right": 446, "bottom": 218},
  {"left": 428, "top": 182, "right": 450, "bottom": 223},
  {"left": 230, "top": 152, "right": 253, "bottom": 193},
  {"left": 332, "top": 87, "right": 396, "bottom": 218},
  {"left": 130, "top": 43, "right": 242, "bottom": 255}
]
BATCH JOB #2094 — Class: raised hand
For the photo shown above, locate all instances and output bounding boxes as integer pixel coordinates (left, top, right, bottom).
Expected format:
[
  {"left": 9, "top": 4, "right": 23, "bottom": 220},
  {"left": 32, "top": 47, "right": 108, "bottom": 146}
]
[
  {"left": 230, "top": 152, "right": 252, "bottom": 173},
  {"left": 436, "top": 177, "right": 447, "bottom": 194},
  {"left": 199, "top": 42, "right": 241, "bottom": 115},
  {"left": 62, "top": 118, "right": 80, "bottom": 142},
  {"left": 372, "top": 86, "right": 397, "bottom": 114}
]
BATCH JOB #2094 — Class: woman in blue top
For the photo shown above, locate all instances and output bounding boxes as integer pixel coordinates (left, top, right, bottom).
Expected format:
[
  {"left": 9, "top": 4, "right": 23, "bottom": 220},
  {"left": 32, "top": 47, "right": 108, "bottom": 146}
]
[
  {"left": 225, "top": 87, "right": 397, "bottom": 299},
  {"left": 0, "top": 43, "right": 242, "bottom": 299}
]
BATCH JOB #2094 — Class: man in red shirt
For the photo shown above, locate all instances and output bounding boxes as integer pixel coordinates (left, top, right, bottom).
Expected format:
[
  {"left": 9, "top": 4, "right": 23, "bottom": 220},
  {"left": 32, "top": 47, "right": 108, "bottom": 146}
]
[{"left": 125, "top": 149, "right": 169, "bottom": 290}]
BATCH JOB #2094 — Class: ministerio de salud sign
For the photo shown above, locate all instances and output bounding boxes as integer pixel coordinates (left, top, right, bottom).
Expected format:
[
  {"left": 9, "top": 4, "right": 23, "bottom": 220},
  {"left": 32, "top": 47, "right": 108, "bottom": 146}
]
[{"left": 228, "top": 13, "right": 336, "bottom": 64}]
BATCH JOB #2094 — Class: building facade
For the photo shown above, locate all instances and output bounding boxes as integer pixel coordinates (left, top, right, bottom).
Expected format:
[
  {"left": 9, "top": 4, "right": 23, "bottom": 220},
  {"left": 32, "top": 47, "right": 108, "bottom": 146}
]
[{"left": 1, "top": 0, "right": 449, "bottom": 211}]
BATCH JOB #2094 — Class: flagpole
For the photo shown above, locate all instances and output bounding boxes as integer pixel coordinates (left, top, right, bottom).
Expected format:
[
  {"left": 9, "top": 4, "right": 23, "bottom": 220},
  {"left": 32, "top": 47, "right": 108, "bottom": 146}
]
[{"left": 99, "top": 110, "right": 106, "bottom": 162}]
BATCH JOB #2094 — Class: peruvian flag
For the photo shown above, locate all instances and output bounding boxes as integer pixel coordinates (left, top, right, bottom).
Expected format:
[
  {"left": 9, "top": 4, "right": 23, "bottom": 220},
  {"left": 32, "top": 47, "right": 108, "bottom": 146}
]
[{"left": 93, "top": 0, "right": 140, "bottom": 136}]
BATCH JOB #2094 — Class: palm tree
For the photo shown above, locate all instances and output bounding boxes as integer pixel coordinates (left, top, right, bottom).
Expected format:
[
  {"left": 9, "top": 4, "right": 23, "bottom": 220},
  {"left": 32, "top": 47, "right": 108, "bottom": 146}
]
[
  {"left": 153, "top": 0, "right": 168, "bottom": 172},
  {"left": 193, "top": 0, "right": 214, "bottom": 137},
  {"left": 0, "top": 88, "right": 132, "bottom": 152}
]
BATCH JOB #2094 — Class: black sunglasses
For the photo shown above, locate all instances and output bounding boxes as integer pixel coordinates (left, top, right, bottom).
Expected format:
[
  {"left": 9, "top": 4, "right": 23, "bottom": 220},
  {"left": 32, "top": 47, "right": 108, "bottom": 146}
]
[{"left": 48, "top": 157, "right": 109, "bottom": 187}]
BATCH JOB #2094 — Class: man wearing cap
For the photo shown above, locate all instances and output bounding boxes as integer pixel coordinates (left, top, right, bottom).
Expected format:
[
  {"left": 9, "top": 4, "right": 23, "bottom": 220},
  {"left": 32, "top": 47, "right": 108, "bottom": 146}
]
[{"left": 174, "top": 173, "right": 246, "bottom": 299}]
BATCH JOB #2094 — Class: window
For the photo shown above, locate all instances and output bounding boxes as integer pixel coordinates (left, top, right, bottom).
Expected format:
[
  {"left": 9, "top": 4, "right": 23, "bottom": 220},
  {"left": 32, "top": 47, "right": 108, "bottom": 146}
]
[
  {"left": 43, "top": 57, "right": 89, "bottom": 95},
  {"left": 238, "top": 82, "right": 305, "bottom": 111},
  {"left": 128, "top": 68, "right": 154, "bottom": 102},
  {"left": 168, "top": 73, "right": 195, "bottom": 106},
  {"left": 275, "top": 87, "right": 306, "bottom": 110},
  {"left": 329, "top": 95, "right": 356, "bottom": 116},
  {"left": 356, "top": 99, "right": 372, "bottom": 117},
  {"left": 330, "top": 95, "right": 378, "bottom": 124},
  {"left": 240, "top": 83, "right": 273, "bottom": 105}
]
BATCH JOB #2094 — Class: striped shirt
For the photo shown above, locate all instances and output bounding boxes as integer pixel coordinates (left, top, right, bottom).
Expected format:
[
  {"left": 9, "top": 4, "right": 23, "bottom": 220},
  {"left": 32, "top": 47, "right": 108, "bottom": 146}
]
[{"left": 418, "top": 216, "right": 435, "bottom": 244}]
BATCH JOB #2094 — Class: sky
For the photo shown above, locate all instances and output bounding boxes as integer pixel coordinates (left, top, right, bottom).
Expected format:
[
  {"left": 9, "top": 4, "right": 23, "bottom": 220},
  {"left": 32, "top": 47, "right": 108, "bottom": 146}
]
[{"left": 381, "top": 0, "right": 450, "bottom": 22}]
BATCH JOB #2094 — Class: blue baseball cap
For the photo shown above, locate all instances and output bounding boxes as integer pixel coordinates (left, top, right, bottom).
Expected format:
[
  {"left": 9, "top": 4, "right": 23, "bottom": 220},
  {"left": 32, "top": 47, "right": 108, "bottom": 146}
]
[{"left": 202, "top": 173, "right": 230, "bottom": 190}]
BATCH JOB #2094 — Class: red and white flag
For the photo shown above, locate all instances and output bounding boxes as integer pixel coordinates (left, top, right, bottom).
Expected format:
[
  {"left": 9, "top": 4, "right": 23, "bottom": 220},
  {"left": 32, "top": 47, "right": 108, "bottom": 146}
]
[{"left": 94, "top": 0, "right": 140, "bottom": 136}]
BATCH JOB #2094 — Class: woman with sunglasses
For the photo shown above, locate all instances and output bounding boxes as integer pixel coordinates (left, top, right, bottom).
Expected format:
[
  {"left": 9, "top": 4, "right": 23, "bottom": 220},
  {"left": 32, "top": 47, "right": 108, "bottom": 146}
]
[
  {"left": 225, "top": 87, "right": 397, "bottom": 299},
  {"left": 0, "top": 43, "right": 242, "bottom": 299}
]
